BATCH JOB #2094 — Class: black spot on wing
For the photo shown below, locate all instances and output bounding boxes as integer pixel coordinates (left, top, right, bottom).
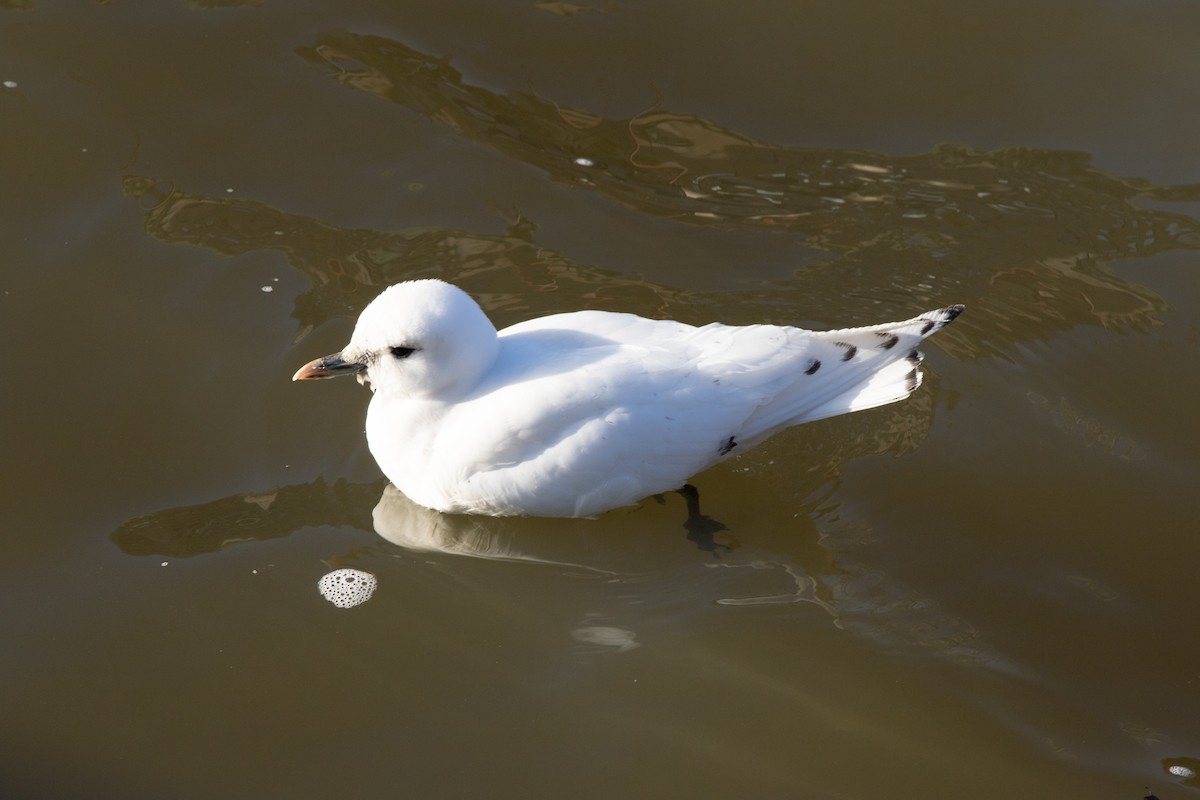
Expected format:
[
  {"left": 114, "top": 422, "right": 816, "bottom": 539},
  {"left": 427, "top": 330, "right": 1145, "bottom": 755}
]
[
  {"left": 907, "top": 347, "right": 924, "bottom": 364},
  {"left": 905, "top": 368, "right": 921, "bottom": 392},
  {"left": 805, "top": 359, "right": 821, "bottom": 375},
  {"left": 920, "top": 320, "right": 936, "bottom": 335},
  {"left": 718, "top": 436, "right": 738, "bottom": 456},
  {"left": 875, "top": 332, "right": 900, "bottom": 349},
  {"left": 835, "top": 341, "right": 857, "bottom": 361}
]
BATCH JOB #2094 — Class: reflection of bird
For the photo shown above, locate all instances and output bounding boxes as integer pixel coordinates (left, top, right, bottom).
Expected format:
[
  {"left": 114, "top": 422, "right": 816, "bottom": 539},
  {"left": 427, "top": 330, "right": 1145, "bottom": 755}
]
[
  {"left": 295, "top": 280, "right": 962, "bottom": 518},
  {"left": 371, "top": 483, "right": 528, "bottom": 559}
]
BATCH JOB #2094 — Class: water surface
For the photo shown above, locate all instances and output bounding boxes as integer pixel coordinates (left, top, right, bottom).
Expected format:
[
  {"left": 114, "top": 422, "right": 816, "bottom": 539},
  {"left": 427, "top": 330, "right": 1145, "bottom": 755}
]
[{"left": 2, "top": 2, "right": 1199, "bottom": 798}]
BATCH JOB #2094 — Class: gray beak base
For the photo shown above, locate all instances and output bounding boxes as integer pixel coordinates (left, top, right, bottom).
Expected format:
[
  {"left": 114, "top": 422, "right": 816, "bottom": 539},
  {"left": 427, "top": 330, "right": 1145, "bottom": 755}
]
[{"left": 292, "top": 352, "right": 367, "bottom": 381}]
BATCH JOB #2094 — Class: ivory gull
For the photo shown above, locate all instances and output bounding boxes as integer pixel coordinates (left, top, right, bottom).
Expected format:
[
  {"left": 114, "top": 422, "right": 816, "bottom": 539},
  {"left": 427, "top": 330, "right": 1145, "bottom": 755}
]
[{"left": 294, "top": 280, "right": 962, "bottom": 518}]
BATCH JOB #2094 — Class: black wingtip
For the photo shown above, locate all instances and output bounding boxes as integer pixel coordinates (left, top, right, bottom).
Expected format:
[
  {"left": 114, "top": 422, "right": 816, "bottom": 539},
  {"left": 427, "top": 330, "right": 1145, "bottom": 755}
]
[{"left": 919, "top": 304, "right": 965, "bottom": 336}]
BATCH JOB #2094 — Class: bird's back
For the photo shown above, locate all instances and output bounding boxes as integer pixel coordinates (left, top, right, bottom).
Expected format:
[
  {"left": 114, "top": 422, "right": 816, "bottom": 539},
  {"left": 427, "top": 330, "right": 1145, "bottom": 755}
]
[{"left": 388, "top": 305, "right": 961, "bottom": 517}]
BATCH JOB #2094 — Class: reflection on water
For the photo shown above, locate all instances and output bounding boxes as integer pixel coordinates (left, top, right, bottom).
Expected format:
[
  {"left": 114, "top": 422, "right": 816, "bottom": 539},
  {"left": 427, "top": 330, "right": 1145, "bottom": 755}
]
[
  {"left": 122, "top": 31, "right": 1200, "bottom": 364},
  {"left": 372, "top": 483, "right": 609, "bottom": 571},
  {"left": 707, "top": 559, "right": 836, "bottom": 615},
  {"left": 303, "top": 32, "right": 1197, "bottom": 332},
  {"left": 7, "top": 2, "right": 1199, "bottom": 796},
  {"left": 113, "top": 478, "right": 820, "bottom": 581},
  {"left": 98, "top": 28, "right": 1200, "bottom": 797},
  {"left": 111, "top": 477, "right": 385, "bottom": 558},
  {"left": 108, "top": 466, "right": 1002, "bottom": 669},
  {"left": 110, "top": 475, "right": 860, "bottom": 670},
  {"left": 296, "top": 31, "right": 1198, "bottom": 247},
  {"left": 1025, "top": 391, "right": 1147, "bottom": 463},
  {"left": 113, "top": 28, "right": 1200, "bottom": 674},
  {"left": 123, "top": 175, "right": 698, "bottom": 338},
  {"left": 571, "top": 623, "right": 639, "bottom": 653}
]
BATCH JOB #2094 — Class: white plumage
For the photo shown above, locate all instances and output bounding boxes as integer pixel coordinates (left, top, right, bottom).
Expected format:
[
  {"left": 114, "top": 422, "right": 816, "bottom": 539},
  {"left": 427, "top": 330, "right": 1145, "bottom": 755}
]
[{"left": 294, "top": 280, "right": 963, "bottom": 518}]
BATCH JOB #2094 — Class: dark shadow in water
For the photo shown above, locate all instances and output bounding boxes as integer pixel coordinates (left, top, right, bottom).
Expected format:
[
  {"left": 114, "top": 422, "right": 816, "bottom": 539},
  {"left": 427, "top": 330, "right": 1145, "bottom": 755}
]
[
  {"left": 122, "top": 174, "right": 701, "bottom": 339},
  {"left": 294, "top": 31, "right": 1199, "bottom": 247},
  {"left": 123, "top": 31, "right": 1199, "bottom": 362},
  {"left": 674, "top": 483, "right": 734, "bottom": 557},
  {"left": 111, "top": 474, "right": 765, "bottom": 563},
  {"left": 320, "top": 31, "right": 1199, "bottom": 342},
  {"left": 110, "top": 479, "right": 834, "bottom": 613},
  {"left": 110, "top": 478, "right": 573, "bottom": 563},
  {"left": 112, "top": 478, "right": 388, "bottom": 558}
]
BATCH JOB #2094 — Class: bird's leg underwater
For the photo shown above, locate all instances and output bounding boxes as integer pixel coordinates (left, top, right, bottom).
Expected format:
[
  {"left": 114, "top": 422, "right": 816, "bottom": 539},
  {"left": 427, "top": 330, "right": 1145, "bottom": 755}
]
[{"left": 676, "top": 484, "right": 735, "bottom": 556}]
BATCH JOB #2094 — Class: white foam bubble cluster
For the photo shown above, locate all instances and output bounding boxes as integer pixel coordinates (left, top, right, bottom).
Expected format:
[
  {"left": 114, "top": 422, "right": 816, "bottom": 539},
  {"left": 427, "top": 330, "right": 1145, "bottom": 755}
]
[{"left": 318, "top": 568, "right": 377, "bottom": 608}]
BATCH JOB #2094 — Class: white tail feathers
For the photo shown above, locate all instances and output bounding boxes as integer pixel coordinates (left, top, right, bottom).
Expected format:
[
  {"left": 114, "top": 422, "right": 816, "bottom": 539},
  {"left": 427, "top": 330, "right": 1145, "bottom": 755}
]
[{"left": 737, "top": 304, "right": 964, "bottom": 445}]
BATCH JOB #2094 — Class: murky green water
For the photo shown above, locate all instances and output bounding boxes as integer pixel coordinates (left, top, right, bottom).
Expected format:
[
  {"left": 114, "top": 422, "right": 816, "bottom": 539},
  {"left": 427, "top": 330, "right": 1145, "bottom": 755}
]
[{"left": 3, "top": 2, "right": 1199, "bottom": 798}]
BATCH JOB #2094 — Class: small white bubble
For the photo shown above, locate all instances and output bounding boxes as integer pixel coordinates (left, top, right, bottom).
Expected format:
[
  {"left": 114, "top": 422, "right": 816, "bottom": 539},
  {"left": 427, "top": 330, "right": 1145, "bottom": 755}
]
[
  {"left": 225, "top": 188, "right": 234, "bottom": 193},
  {"left": 261, "top": 286, "right": 273, "bottom": 293},
  {"left": 1169, "top": 765, "right": 1197, "bottom": 778},
  {"left": 573, "top": 157, "right": 594, "bottom": 167},
  {"left": 3, "top": 80, "right": 18, "bottom": 89},
  {"left": 160, "top": 561, "right": 169, "bottom": 567}
]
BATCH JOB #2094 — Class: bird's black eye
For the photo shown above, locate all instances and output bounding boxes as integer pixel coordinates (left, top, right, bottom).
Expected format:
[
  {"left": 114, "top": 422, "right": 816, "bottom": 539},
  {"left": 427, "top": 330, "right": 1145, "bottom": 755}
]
[{"left": 390, "top": 346, "right": 417, "bottom": 359}]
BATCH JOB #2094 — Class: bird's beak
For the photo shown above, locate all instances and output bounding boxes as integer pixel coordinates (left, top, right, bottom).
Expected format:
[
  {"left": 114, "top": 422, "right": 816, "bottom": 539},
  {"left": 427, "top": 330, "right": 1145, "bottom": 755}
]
[{"left": 292, "top": 352, "right": 367, "bottom": 381}]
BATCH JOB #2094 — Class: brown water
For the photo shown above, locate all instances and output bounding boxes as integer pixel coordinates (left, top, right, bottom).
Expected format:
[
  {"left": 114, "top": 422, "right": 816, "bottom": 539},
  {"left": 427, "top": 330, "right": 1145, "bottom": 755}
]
[{"left": 3, "top": 2, "right": 1199, "bottom": 798}]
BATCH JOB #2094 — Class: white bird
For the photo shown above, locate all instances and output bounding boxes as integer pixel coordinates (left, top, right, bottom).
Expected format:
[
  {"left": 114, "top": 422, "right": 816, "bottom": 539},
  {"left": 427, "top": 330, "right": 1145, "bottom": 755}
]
[{"left": 294, "top": 280, "right": 963, "bottom": 518}]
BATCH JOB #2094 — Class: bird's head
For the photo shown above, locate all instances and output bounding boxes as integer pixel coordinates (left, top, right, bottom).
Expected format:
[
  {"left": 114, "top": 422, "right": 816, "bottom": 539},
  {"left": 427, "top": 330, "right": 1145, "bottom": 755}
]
[{"left": 293, "top": 279, "right": 500, "bottom": 399}]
